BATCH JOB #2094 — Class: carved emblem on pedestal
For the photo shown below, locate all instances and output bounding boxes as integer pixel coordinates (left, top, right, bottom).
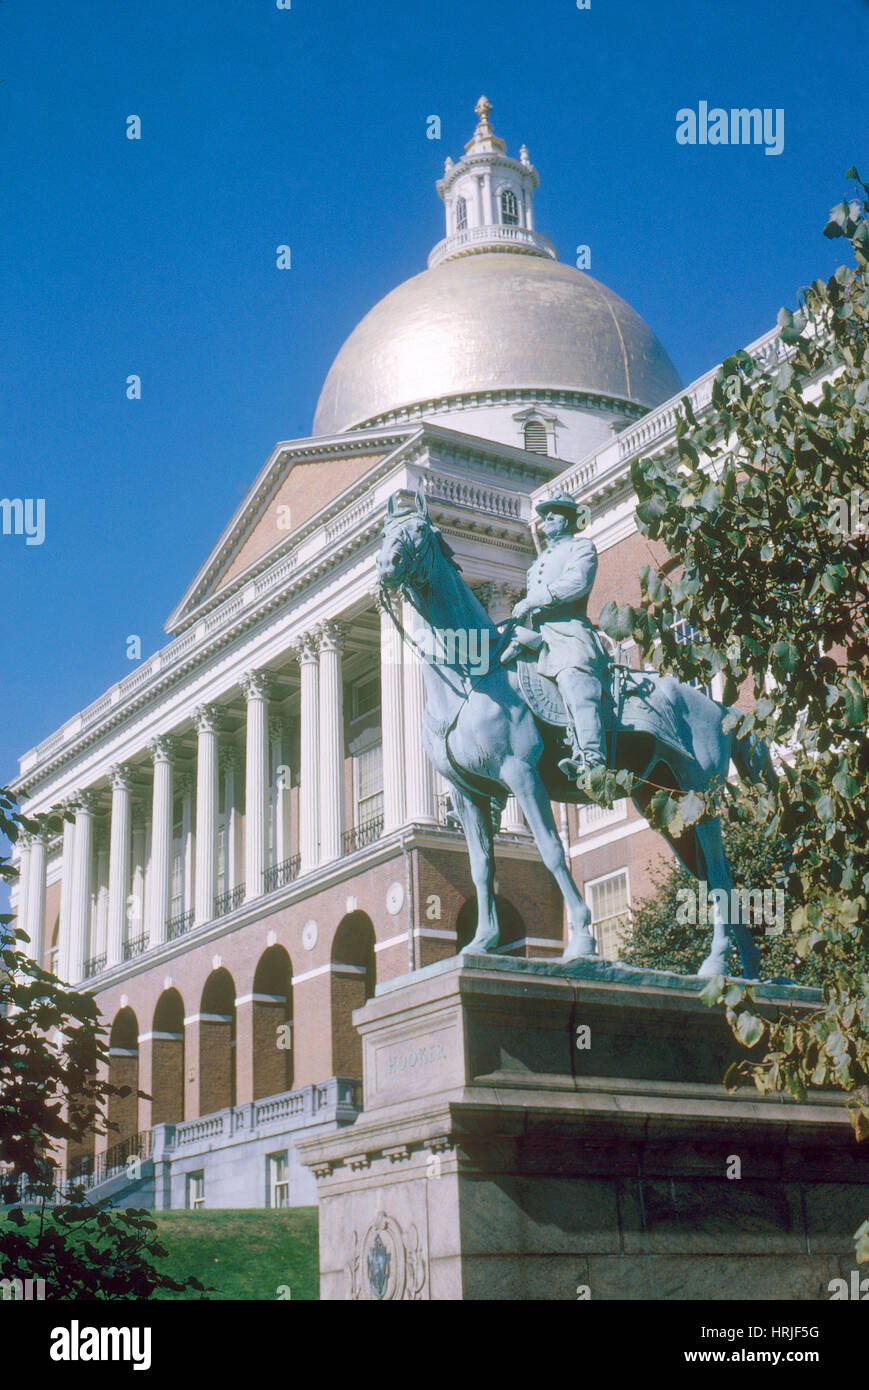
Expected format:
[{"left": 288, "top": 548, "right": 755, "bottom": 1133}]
[{"left": 346, "top": 1210, "right": 426, "bottom": 1300}]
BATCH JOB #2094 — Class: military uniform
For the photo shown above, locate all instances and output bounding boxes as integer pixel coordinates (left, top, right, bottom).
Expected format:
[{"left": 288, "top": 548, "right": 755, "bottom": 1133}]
[
  {"left": 514, "top": 491, "right": 612, "bottom": 779},
  {"left": 524, "top": 535, "right": 611, "bottom": 686}
]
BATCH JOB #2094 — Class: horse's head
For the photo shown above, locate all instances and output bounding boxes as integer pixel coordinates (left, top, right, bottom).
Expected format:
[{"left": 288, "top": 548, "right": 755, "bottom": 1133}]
[{"left": 376, "top": 489, "right": 455, "bottom": 592}]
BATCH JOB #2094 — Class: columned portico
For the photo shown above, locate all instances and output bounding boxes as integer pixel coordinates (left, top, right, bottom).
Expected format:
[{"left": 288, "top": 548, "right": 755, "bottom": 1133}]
[
  {"left": 379, "top": 598, "right": 406, "bottom": 831},
  {"left": 107, "top": 764, "right": 133, "bottom": 967},
  {"left": 297, "top": 634, "right": 320, "bottom": 874},
  {"left": 69, "top": 791, "right": 97, "bottom": 983},
  {"left": 194, "top": 705, "right": 220, "bottom": 925},
  {"left": 148, "top": 736, "right": 175, "bottom": 945},
  {"left": 318, "top": 621, "right": 345, "bottom": 864},
  {"left": 243, "top": 671, "right": 271, "bottom": 900}
]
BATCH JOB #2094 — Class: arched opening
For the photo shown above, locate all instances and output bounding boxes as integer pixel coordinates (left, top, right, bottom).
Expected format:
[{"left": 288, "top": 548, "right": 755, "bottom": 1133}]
[
  {"left": 107, "top": 1008, "right": 140, "bottom": 1151},
  {"left": 151, "top": 989, "right": 185, "bottom": 1125},
  {"left": 500, "top": 188, "right": 519, "bottom": 225},
  {"left": 252, "top": 946, "right": 294, "bottom": 1099},
  {"left": 455, "top": 896, "right": 528, "bottom": 956},
  {"left": 455, "top": 195, "right": 468, "bottom": 231},
  {"left": 331, "top": 912, "right": 376, "bottom": 1079},
  {"left": 523, "top": 419, "right": 548, "bottom": 455},
  {"left": 199, "top": 969, "right": 236, "bottom": 1115}
]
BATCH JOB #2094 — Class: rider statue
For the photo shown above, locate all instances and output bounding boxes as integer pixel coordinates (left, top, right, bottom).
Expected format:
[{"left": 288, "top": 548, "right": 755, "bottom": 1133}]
[{"left": 505, "top": 491, "right": 614, "bottom": 798}]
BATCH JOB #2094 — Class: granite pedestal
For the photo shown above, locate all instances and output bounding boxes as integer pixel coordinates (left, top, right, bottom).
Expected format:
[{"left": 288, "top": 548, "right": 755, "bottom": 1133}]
[{"left": 297, "top": 955, "right": 867, "bottom": 1300}]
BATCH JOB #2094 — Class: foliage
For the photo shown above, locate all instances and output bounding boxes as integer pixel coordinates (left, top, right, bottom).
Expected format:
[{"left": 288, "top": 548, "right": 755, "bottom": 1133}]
[
  {"left": 599, "top": 170, "right": 869, "bottom": 1257},
  {"left": 0, "top": 786, "right": 205, "bottom": 1298}
]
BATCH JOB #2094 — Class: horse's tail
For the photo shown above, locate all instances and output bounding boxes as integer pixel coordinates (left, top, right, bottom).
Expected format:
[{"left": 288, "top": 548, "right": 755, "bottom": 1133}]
[{"left": 731, "top": 730, "right": 777, "bottom": 792}]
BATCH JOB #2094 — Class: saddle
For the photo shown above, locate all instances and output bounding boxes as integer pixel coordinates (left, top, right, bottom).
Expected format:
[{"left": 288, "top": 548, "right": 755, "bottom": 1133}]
[{"left": 514, "top": 652, "right": 696, "bottom": 766}]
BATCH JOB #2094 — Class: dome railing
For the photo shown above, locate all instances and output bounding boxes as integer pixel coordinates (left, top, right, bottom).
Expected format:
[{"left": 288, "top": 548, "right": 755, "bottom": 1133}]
[{"left": 427, "top": 224, "right": 557, "bottom": 269}]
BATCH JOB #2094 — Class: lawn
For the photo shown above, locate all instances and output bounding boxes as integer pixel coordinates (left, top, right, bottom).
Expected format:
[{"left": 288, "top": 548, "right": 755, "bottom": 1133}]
[
  {"left": 1, "top": 1206, "right": 320, "bottom": 1301},
  {"left": 150, "top": 1207, "right": 319, "bottom": 1300}
]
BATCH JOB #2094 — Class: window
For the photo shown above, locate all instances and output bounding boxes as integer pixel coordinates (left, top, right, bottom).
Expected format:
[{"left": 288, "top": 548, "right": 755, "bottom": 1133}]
[
  {"left": 170, "top": 799, "right": 184, "bottom": 917},
  {"left": 455, "top": 195, "right": 468, "bottom": 231},
  {"left": 351, "top": 673, "right": 380, "bottom": 721},
  {"left": 672, "top": 615, "right": 711, "bottom": 694},
  {"left": 268, "top": 1152, "right": 290, "bottom": 1209},
  {"left": 500, "top": 189, "right": 519, "bottom": 225},
  {"left": 575, "top": 799, "right": 628, "bottom": 837},
  {"left": 523, "top": 420, "right": 548, "bottom": 454},
  {"left": 187, "top": 1171, "right": 205, "bottom": 1210},
  {"left": 585, "top": 869, "right": 631, "bottom": 961},
  {"left": 355, "top": 742, "right": 384, "bottom": 828}
]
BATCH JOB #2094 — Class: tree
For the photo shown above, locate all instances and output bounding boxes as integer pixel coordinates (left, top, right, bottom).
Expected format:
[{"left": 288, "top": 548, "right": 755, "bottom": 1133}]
[
  {"left": 600, "top": 170, "right": 869, "bottom": 1262},
  {"left": 621, "top": 816, "right": 824, "bottom": 985},
  {"left": 0, "top": 787, "right": 206, "bottom": 1298}
]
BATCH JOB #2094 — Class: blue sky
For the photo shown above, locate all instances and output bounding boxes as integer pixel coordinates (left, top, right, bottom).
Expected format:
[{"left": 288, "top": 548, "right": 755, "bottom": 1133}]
[{"left": 1, "top": 0, "right": 866, "bottom": 797}]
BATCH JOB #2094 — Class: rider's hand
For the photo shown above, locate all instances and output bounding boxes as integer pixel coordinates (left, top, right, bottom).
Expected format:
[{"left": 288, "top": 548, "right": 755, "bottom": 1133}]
[{"left": 512, "top": 598, "right": 531, "bottom": 620}]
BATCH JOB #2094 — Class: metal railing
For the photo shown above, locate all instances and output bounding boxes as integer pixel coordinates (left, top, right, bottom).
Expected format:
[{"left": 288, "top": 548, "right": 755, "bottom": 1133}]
[
  {"left": 263, "top": 854, "right": 301, "bottom": 894},
  {"left": 166, "top": 909, "right": 194, "bottom": 941},
  {"left": 341, "top": 815, "right": 383, "bottom": 855},
  {"left": 122, "top": 934, "right": 148, "bottom": 962},
  {"left": 214, "top": 884, "right": 245, "bottom": 917},
  {"left": 83, "top": 952, "right": 106, "bottom": 978}
]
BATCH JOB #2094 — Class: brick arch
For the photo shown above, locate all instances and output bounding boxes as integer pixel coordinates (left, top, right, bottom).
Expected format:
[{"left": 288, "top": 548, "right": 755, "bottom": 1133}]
[
  {"left": 197, "top": 969, "right": 236, "bottom": 1116},
  {"left": 250, "top": 945, "right": 294, "bottom": 1100},
  {"left": 455, "top": 896, "right": 527, "bottom": 956},
  {"left": 149, "top": 989, "right": 185, "bottom": 1125},
  {"left": 330, "top": 912, "right": 376, "bottom": 1080},
  {"left": 107, "top": 1007, "right": 139, "bottom": 1150}
]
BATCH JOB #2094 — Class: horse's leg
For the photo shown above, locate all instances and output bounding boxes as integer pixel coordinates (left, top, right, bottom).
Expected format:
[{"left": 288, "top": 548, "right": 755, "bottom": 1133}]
[
  {"left": 449, "top": 785, "right": 500, "bottom": 953},
  {"left": 502, "top": 757, "right": 600, "bottom": 961},
  {"left": 695, "top": 818, "right": 761, "bottom": 980}
]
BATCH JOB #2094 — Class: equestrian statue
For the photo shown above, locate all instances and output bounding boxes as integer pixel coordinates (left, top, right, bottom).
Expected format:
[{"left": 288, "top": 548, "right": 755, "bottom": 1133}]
[{"left": 376, "top": 488, "right": 770, "bottom": 980}]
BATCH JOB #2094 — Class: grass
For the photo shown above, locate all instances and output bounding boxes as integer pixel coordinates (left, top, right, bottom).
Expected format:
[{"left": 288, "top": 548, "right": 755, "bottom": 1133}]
[
  {"left": 150, "top": 1208, "right": 320, "bottom": 1300},
  {"left": 1, "top": 1206, "right": 320, "bottom": 1301}
]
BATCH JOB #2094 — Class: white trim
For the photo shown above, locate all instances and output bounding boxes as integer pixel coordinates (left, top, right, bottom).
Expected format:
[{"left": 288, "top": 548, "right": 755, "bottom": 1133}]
[
  {"left": 183, "top": 1012, "right": 233, "bottom": 1025},
  {"left": 569, "top": 817, "right": 649, "bottom": 858},
  {"left": 138, "top": 1031, "right": 183, "bottom": 1042},
  {"left": 234, "top": 993, "right": 286, "bottom": 1007}
]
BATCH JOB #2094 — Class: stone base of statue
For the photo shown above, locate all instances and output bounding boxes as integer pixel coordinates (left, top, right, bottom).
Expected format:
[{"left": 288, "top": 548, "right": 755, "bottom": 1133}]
[{"left": 297, "top": 954, "right": 867, "bottom": 1301}]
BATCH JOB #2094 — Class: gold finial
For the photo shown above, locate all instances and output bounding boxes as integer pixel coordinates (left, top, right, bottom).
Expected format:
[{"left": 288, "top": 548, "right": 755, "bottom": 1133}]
[{"left": 474, "top": 94, "right": 493, "bottom": 133}]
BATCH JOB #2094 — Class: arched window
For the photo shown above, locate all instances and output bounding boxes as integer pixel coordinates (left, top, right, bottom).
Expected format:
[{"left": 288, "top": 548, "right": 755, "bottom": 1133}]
[
  {"left": 455, "top": 195, "right": 468, "bottom": 231},
  {"left": 501, "top": 189, "right": 519, "bottom": 225},
  {"left": 523, "top": 420, "right": 548, "bottom": 455}
]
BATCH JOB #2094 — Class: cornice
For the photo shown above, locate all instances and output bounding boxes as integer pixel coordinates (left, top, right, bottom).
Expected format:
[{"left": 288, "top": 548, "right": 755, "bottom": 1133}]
[{"left": 352, "top": 385, "right": 647, "bottom": 435}]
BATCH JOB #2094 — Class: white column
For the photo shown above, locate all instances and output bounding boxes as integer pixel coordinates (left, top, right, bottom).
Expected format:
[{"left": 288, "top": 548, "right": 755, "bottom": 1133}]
[
  {"left": 242, "top": 672, "right": 271, "bottom": 900},
  {"left": 94, "top": 835, "right": 109, "bottom": 960},
  {"left": 484, "top": 169, "right": 495, "bottom": 224},
  {"left": 58, "top": 804, "right": 76, "bottom": 981},
  {"left": 26, "top": 829, "right": 47, "bottom": 965},
  {"left": 148, "top": 736, "right": 174, "bottom": 944},
  {"left": 297, "top": 634, "right": 320, "bottom": 874},
  {"left": 318, "top": 621, "right": 345, "bottom": 863},
  {"left": 131, "top": 812, "right": 147, "bottom": 946},
  {"left": 69, "top": 791, "right": 97, "bottom": 983},
  {"left": 402, "top": 598, "right": 436, "bottom": 824},
  {"left": 181, "top": 774, "right": 194, "bottom": 911},
  {"left": 474, "top": 174, "right": 484, "bottom": 227},
  {"left": 107, "top": 764, "right": 133, "bottom": 967},
  {"left": 220, "top": 747, "right": 240, "bottom": 891},
  {"left": 16, "top": 834, "right": 32, "bottom": 938},
  {"left": 194, "top": 704, "right": 219, "bottom": 925},
  {"left": 379, "top": 599, "right": 406, "bottom": 830},
  {"left": 270, "top": 717, "right": 292, "bottom": 866}
]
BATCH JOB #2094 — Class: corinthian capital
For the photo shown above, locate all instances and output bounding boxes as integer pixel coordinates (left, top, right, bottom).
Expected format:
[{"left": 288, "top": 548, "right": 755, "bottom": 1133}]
[
  {"left": 241, "top": 669, "right": 273, "bottom": 702},
  {"left": 74, "top": 788, "right": 100, "bottom": 815},
  {"left": 109, "top": 763, "right": 135, "bottom": 792},
  {"left": 292, "top": 631, "right": 321, "bottom": 665},
  {"left": 317, "top": 619, "right": 346, "bottom": 655},
  {"left": 149, "top": 734, "right": 177, "bottom": 764},
  {"left": 194, "top": 703, "right": 221, "bottom": 734}
]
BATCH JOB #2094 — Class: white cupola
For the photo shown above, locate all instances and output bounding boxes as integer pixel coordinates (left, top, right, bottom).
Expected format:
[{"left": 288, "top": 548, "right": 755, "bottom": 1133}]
[{"left": 429, "top": 96, "right": 557, "bottom": 269}]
